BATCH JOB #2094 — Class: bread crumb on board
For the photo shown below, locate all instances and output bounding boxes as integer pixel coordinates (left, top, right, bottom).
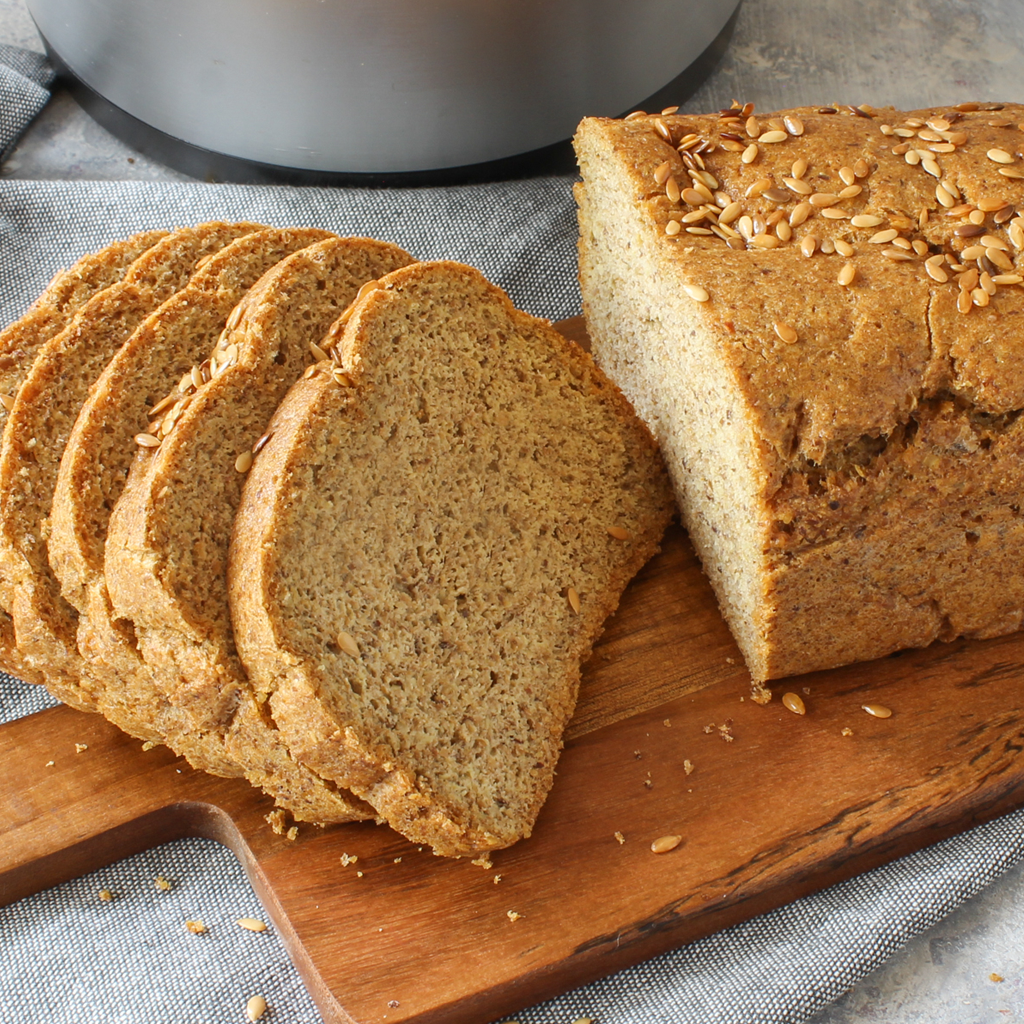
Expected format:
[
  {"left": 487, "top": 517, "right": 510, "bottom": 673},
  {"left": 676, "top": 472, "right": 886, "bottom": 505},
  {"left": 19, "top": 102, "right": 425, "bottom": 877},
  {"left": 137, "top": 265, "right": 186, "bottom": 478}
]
[
  {"left": 265, "top": 809, "right": 288, "bottom": 835},
  {"left": 185, "top": 919, "right": 207, "bottom": 934}
]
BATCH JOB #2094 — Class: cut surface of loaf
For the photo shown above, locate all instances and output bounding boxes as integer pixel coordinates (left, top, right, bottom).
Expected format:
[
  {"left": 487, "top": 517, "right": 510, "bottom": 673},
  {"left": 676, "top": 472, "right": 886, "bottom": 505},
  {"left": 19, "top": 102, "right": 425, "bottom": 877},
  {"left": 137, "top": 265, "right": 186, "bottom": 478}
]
[
  {"left": 575, "top": 102, "right": 1024, "bottom": 682},
  {"left": 0, "top": 222, "right": 262, "bottom": 711},
  {"left": 103, "top": 237, "right": 416, "bottom": 821},
  {"left": 228, "top": 260, "right": 676, "bottom": 856},
  {"left": 42, "top": 227, "right": 370, "bottom": 823},
  {"left": 0, "top": 229, "right": 167, "bottom": 683}
]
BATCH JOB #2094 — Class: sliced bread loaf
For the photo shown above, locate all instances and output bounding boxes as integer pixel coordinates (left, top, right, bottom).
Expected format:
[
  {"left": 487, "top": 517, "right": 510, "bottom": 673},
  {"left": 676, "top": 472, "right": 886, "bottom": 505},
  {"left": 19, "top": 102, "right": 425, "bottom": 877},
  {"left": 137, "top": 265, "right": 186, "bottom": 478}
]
[
  {"left": 0, "top": 229, "right": 167, "bottom": 682},
  {"left": 0, "top": 222, "right": 262, "bottom": 709},
  {"left": 228, "top": 260, "right": 676, "bottom": 855}
]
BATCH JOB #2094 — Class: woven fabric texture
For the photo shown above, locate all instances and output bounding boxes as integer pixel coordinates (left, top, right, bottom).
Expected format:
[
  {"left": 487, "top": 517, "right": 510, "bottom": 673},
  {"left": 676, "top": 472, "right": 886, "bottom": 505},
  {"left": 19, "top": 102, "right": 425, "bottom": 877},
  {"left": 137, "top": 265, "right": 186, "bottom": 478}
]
[
  {"left": 0, "top": 41, "right": 53, "bottom": 159},
  {"left": 0, "top": 51, "right": 1022, "bottom": 1024}
]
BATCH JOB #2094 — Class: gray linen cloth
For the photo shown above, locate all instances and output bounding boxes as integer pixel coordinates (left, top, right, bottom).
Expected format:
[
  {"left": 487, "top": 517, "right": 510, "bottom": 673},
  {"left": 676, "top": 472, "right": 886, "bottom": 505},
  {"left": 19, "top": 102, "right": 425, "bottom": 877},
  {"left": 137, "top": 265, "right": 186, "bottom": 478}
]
[{"left": 0, "top": 48, "right": 1023, "bottom": 1024}]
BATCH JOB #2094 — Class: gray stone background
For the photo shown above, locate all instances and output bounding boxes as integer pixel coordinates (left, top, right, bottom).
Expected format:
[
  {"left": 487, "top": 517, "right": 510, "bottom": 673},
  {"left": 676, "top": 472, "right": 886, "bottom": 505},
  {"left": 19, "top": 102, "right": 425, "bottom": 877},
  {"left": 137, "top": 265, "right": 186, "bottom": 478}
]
[{"left": 0, "top": 0, "right": 1022, "bottom": 1020}]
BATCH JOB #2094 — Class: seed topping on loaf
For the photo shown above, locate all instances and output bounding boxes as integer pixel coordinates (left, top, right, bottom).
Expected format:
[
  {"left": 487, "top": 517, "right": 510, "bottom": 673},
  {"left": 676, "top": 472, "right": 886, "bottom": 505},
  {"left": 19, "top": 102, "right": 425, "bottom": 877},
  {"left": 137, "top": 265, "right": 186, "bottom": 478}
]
[{"left": 617, "top": 99, "right": 1024, "bottom": 315}]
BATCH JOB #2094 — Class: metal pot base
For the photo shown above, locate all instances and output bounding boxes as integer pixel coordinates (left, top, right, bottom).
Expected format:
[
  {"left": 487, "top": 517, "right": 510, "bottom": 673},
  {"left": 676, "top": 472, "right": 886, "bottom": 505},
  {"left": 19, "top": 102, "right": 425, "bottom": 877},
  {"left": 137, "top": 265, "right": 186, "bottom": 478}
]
[{"left": 41, "top": 8, "right": 737, "bottom": 186}]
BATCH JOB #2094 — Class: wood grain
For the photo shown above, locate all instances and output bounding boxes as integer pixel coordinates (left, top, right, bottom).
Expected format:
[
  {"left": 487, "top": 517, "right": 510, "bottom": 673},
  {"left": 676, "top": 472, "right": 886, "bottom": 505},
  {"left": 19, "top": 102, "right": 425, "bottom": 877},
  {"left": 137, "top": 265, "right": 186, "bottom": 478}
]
[{"left": 2, "top": 319, "right": 1024, "bottom": 1024}]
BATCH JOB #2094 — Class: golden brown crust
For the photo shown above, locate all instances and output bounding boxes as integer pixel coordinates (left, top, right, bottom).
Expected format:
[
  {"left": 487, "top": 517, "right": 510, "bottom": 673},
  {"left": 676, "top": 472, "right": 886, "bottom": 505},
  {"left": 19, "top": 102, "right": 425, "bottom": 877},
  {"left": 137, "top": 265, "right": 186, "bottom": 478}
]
[{"left": 575, "top": 101, "right": 1024, "bottom": 680}]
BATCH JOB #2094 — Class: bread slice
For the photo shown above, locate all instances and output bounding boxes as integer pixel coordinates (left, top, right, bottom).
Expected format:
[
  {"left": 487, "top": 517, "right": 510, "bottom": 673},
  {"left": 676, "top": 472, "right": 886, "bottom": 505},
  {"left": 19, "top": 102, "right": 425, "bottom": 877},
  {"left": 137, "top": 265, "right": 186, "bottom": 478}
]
[
  {"left": 574, "top": 104, "right": 1024, "bottom": 682},
  {"left": 0, "top": 229, "right": 167, "bottom": 682},
  {"left": 43, "top": 227, "right": 378, "bottom": 822},
  {"left": 0, "top": 222, "right": 261, "bottom": 709},
  {"left": 228, "top": 260, "right": 676, "bottom": 856},
  {"left": 104, "top": 237, "right": 416, "bottom": 804}
]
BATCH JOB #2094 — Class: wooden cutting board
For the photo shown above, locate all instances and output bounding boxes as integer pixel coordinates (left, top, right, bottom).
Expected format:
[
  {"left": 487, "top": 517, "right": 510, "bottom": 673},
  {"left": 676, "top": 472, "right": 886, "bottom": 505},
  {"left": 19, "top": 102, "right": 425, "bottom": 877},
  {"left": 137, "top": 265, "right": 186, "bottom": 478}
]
[{"left": 3, "top": 318, "right": 1024, "bottom": 1024}]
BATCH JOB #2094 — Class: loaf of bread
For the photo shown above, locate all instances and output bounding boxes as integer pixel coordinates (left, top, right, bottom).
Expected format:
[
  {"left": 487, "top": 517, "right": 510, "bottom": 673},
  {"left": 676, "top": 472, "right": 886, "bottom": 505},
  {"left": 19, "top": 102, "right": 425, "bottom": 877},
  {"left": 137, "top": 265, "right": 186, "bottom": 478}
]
[
  {"left": 228, "top": 260, "right": 675, "bottom": 855},
  {"left": 0, "top": 225, "right": 673, "bottom": 848},
  {"left": 575, "top": 101, "right": 1024, "bottom": 682}
]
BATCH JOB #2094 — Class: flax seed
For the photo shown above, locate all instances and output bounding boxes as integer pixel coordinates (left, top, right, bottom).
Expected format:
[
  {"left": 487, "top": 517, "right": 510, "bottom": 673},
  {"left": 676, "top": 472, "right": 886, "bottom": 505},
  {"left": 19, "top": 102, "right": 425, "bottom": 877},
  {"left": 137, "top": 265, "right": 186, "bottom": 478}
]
[
  {"left": 782, "top": 692, "right": 806, "bottom": 715},
  {"left": 717, "top": 202, "right": 741, "bottom": 225},
  {"left": 988, "top": 148, "right": 1016, "bottom": 164},
  {"left": 759, "top": 130, "right": 788, "bottom": 144},
  {"left": 800, "top": 235, "right": 818, "bottom": 257},
  {"left": 773, "top": 322, "right": 798, "bottom": 344},
  {"left": 683, "top": 284, "right": 710, "bottom": 302},
  {"left": 986, "top": 247, "right": 1015, "bottom": 271},
  {"left": 234, "top": 451, "right": 253, "bottom": 473},
  {"left": 751, "top": 234, "right": 781, "bottom": 248},
  {"left": 837, "top": 263, "right": 857, "bottom": 286},
  {"left": 851, "top": 214, "right": 884, "bottom": 228},
  {"left": 925, "top": 261, "right": 949, "bottom": 283},
  {"left": 821, "top": 208, "right": 850, "bottom": 219},
  {"left": 835, "top": 238, "right": 854, "bottom": 257},
  {"left": 651, "top": 834, "right": 682, "bottom": 854},
  {"left": 246, "top": 995, "right": 267, "bottom": 1022},
  {"left": 978, "top": 198, "right": 1009, "bottom": 213},
  {"left": 854, "top": 158, "right": 871, "bottom": 177},
  {"left": 790, "top": 202, "right": 813, "bottom": 227},
  {"left": 336, "top": 631, "right": 360, "bottom": 657},
  {"left": 783, "top": 177, "right": 814, "bottom": 195},
  {"left": 862, "top": 704, "right": 892, "bottom": 718},
  {"left": 959, "top": 268, "right": 980, "bottom": 291},
  {"left": 784, "top": 115, "right": 804, "bottom": 135},
  {"left": 135, "top": 433, "right": 161, "bottom": 448},
  {"left": 567, "top": 587, "right": 581, "bottom": 614}
]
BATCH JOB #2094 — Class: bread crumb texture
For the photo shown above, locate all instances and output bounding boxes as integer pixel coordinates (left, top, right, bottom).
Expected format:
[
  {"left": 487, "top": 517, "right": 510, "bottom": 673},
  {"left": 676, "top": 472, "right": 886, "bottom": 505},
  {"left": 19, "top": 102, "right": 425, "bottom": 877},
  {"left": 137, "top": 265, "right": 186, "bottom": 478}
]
[
  {"left": 229, "top": 260, "right": 674, "bottom": 856},
  {"left": 575, "top": 101, "right": 1024, "bottom": 682}
]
